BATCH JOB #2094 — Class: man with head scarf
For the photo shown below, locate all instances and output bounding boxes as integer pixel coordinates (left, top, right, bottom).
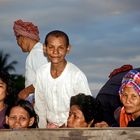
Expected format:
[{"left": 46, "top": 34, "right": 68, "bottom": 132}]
[{"left": 13, "top": 19, "right": 48, "bottom": 102}]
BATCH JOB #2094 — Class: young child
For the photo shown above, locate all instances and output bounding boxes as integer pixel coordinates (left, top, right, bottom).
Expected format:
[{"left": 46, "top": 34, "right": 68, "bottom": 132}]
[
  {"left": 0, "top": 71, "right": 16, "bottom": 129},
  {"left": 34, "top": 30, "right": 92, "bottom": 128},
  {"left": 5, "top": 99, "right": 38, "bottom": 129},
  {"left": 119, "top": 69, "right": 140, "bottom": 127},
  {"left": 67, "top": 93, "right": 108, "bottom": 128}
]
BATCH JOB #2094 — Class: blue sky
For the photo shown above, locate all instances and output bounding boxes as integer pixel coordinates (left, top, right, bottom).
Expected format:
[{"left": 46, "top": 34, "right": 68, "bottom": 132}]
[{"left": 0, "top": 0, "right": 140, "bottom": 96}]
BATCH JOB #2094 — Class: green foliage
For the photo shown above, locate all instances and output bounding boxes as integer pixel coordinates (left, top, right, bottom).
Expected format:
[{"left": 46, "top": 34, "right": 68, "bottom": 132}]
[
  {"left": 0, "top": 50, "right": 17, "bottom": 73},
  {"left": 10, "top": 74, "right": 25, "bottom": 94}
]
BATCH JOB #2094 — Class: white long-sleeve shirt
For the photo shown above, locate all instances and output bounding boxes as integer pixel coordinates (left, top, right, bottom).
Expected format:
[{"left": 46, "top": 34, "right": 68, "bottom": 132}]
[{"left": 34, "top": 62, "right": 92, "bottom": 128}]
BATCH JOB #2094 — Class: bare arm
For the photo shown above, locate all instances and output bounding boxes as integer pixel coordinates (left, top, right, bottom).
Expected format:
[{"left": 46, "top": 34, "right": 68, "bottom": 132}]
[{"left": 18, "top": 84, "right": 35, "bottom": 100}]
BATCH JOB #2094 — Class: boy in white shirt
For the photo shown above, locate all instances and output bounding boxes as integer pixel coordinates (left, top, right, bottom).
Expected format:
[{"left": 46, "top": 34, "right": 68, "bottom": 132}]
[{"left": 34, "top": 30, "right": 92, "bottom": 128}]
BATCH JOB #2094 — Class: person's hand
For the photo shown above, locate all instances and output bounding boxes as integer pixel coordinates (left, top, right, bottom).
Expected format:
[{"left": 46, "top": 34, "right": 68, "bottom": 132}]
[
  {"left": 18, "top": 89, "right": 30, "bottom": 99},
  {"left": 94, "top": 121, "right": 109, "bottom": 128},
  {"left": 46, "top": 123, "right": 59, "bottom": 128}
]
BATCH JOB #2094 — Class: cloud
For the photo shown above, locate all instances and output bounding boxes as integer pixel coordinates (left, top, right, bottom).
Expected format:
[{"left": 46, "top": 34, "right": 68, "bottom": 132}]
[{"left": 0, "top": 0, "right": 140, "bottom": 93}]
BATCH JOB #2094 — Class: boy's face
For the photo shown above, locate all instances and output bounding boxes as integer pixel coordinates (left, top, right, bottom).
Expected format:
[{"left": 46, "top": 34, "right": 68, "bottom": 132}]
[
  {"left": 0, "top": 80, "right": 7, "bottom": 102},
  {"left": 6, "top": 106, "right": 34, "bottom": 129},
  {"left": 120, "top": 86, "right": 140, "bottom": 117},
  {"left": 67, "top": 105, "right": 88, "bottom": 128},
  {"left": 45, "top": 36, "right": 70, "bottom": 64}
]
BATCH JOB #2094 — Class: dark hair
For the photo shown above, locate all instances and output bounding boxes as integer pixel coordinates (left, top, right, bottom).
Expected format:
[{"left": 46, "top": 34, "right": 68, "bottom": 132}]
[
  {"left": 44, "top": 30, "right": 69, "bottom": 47},
  {"left": 70, "top": 93, "right": 103, "bottom": 125},
  {"left": 0, "top": 71, "right": 17, "bottom": 106},
  {"left": 5, "top": 99, "right": 38, "bottom": 128}
]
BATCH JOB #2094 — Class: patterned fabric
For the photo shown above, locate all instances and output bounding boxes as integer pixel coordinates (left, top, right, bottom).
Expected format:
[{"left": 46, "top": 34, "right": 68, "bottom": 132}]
[
  {"left": 119, "top": 69, "right": 140, "bottom": 95},
  {"left": 119, "top": 107, "right": 132, "bottom": 127},
  {"left": 13, "top": 19, "right": 40, "bottom": 41}
]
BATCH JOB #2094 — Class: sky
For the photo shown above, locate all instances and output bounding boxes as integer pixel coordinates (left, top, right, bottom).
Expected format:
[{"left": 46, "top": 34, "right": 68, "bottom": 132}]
[{"left": 0, "top": 0, "right": 140, "bottom": 97}]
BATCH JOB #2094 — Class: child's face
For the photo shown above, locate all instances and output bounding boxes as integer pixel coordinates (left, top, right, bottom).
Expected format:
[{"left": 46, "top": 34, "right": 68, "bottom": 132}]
[
  {"left": 6, "top": 106, "right": 34, "bottom": 129},
  {"left": 45, "top": 36, "right": 70, "bottom": 64},
  {"left": 120, "top": 86, "right": 140, "bottom": 118},
  {"left": 67, "top": 105, "right": 88, "bottom": 128},
  {"left": 0, "top": 80, "right": 7, "bottom": 102}
]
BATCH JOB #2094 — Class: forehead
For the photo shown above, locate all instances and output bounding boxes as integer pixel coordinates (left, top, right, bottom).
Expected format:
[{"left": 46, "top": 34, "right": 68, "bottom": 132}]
[
  {"left": 123, "top": 86, "right": 139, "bottom": 94},
  {"left": 70, "top": 105, "right": 82, "bottom": 113},
  {"left": 0, "top": 79, "right": 6, "bottom": 85},
  {"left": 10, "top": 106, "right": 29, "bottom": 116},
  {"left": 47, "top": 36, "right": 67, "bottom": 44}
]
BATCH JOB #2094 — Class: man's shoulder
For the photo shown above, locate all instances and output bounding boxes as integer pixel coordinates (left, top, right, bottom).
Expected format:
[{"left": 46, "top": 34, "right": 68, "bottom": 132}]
[
  {"left": 36, "top": 62, "right": 50, "bottom": 73},
  {"left": 67, "top": 62, "right": 82, "bottom": 72},
  {"left": 67, "top": 62, "right": 86, "bottom": 77}
]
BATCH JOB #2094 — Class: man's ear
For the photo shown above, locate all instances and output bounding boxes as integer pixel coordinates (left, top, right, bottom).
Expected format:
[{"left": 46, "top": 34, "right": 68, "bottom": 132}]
[
  {"left": 29, "top": 117, "right": 35, "bottom": 127},
  {"left": 43, "top": 44, "right": 47, "bottom": 55},
  {"left": 5, "top": 116, "right": 9, "bottom": 125},
  {"left": 66, "top": 45, "right": 71, "bottom": 54}
]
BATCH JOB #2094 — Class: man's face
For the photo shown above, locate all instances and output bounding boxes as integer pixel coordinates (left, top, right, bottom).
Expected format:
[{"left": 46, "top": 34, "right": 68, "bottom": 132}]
[
  {"left": 45, "top": 36, "right": 70, "bottom": 65},
  {"left": 67, "top": 105, "right": 88, "bottom": 128},
  {"left": 16, "top": 36, "right": 28, "bottom": 52}
]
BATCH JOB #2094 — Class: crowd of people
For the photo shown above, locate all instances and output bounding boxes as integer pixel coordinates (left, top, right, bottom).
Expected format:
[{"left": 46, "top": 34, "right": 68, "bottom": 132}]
[{"left": 0, "top": 19, "right": 140, "bottom": 129}]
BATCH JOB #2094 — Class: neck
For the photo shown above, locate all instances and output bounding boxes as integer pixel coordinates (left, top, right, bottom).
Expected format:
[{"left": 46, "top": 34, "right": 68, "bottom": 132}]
[
  {"left": 0, "top": 101, "right": 5, "bottom": 111},
  {"left": 28, "top": 40, "right": 38, "bottom": 52},
  {"left": 132, "top": 111, "right": 140, "bottom": 120},
  {"left": 51, "top": 60, "right": 67, "bottom": 78}
]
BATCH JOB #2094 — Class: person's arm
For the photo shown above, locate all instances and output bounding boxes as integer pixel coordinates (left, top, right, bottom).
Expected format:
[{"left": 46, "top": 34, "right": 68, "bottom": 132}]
[{"left": 18, "top": 85, "right": 35, "bottom": 100}]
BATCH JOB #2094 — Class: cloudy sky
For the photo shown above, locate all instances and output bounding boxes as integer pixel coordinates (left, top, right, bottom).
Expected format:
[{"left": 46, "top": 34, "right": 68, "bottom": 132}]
[{"left": 0, "top": 0, "right": 140, "bottom": 96}]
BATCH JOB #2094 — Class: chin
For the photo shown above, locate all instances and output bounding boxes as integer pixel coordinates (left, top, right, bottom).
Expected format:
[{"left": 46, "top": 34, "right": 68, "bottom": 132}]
[
  {"left": 124, "top": 108, "right": 134, "bottom": 114},
  {"left": 67, "top": 125, "right": 73, "bottom": 128}
]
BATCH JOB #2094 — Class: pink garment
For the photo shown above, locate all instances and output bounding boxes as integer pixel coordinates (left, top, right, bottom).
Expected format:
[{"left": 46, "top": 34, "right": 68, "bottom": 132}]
[
  {"left": 0, "top": 105, "right": 7, "bottom": 129},
  {"left": 13, "top": 19, "right": 40, "bottom": 41},
  {"left": 119, "top": 70, "right": 140, "bottom": 95}
]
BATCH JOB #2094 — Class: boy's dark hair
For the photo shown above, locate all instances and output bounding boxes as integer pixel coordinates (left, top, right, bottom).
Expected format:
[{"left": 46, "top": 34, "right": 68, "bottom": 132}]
[
  {"left": 70, "top": 93, "right": 103, "bottom": 125},
  {"left": 44, "top": 30, "right": 69, "bottom": 47}
]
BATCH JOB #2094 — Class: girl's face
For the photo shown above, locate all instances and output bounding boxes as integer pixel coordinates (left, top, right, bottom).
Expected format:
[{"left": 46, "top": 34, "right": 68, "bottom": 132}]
[
  {"left": 0, "top": 80, "right": 7, "bottom": 102},
  {"left": 120, "top": 86, "right": 140, "bottom": 119},
  {"left": 6, "top": 106, "right": 34, "bottom": 129},
  {"left": 67, "top": 105, "right": 88, "bottom": 128}
]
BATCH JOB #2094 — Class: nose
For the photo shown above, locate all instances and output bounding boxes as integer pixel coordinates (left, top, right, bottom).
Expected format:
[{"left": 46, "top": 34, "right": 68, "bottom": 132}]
[
  {"left": 67, "top": 116, "right": 73, "bottom": 127},
  {"left": 125, "top": 96, "right": 131, "bottom": 104},
  {"left": 14, "top": 119, "right": 21, "bottom": 127},
  {"left": 53, "top": 48, "right": 59, "bottom": 54}
]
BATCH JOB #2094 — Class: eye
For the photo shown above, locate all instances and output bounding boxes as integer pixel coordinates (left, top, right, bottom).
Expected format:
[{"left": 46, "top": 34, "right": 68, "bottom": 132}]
[
  {"left": 9, "top": 116, "right": 16, "bottom": 121},
  {"left": 74, "top": 114, "right": 79, "bottom": 119},
  {"left": 47, "top": 45, "right": 53, "bottom": 49},
  {"left": 131, "top": 94, "right": 137, "bottom": 99},
  {"left": 59, "top": 46, "right": 64, "bottom": 50},
  {"left": 20, "top": 117, "right": 27, "bottom": 121},
  {"left": 122, "top": 93, "right": 128, "bottom": 98}
]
